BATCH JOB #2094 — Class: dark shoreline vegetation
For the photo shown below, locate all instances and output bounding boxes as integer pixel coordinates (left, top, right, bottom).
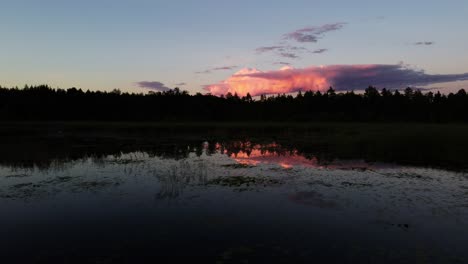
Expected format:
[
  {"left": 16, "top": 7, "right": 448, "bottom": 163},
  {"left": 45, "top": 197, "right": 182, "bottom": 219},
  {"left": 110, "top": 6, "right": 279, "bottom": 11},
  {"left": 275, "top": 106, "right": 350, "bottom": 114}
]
[
  {"left": 1, "top": 122, "right": 467, "bottom": 171},
  {"left": 1, "top": 85, "right": 467, "bottom": 122}
]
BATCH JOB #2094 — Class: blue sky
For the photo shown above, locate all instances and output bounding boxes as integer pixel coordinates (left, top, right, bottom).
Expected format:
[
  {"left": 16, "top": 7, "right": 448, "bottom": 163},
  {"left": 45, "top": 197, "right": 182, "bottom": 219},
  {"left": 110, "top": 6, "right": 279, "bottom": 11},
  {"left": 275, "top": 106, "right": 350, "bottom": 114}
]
[{"left": 1, "top": 0, "right": 468, "bottom": 94}]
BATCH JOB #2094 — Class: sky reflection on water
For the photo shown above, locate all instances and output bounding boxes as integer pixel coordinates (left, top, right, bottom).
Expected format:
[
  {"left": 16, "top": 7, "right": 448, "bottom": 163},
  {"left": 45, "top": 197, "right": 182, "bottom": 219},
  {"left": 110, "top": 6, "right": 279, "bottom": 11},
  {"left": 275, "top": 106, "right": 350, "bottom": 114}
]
[{"left": 0, "top": 141, "right": 467, "bottom": 263}]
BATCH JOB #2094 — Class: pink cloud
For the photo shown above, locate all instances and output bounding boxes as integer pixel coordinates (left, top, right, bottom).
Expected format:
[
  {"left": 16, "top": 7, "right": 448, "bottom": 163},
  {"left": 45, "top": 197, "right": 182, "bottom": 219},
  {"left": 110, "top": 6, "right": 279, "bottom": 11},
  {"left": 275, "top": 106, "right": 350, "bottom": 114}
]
[{"left": 204, "top": 64, "right": 468, "bottom": 96}]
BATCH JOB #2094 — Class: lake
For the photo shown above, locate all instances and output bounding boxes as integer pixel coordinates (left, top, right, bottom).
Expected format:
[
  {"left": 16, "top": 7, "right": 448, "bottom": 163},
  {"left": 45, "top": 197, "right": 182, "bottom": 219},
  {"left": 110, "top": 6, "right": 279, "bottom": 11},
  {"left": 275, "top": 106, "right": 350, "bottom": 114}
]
[{"left": 0, "top": 123, "right": 467, "bottom": 263}]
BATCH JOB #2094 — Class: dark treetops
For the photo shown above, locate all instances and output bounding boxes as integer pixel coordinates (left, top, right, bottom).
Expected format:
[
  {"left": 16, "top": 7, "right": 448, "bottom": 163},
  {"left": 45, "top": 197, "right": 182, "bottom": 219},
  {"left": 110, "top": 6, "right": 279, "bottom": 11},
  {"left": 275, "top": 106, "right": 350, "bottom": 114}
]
[{"left": 0, "top": 85, "right": 467, "bottom": 122}]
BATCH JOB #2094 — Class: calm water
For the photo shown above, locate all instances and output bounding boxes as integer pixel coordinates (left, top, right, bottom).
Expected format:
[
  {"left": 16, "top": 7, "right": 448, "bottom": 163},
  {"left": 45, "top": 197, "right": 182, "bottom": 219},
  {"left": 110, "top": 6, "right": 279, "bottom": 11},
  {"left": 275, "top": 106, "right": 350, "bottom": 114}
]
[{"left": 1, "top": 139, "right": 467, "bottom": 263}]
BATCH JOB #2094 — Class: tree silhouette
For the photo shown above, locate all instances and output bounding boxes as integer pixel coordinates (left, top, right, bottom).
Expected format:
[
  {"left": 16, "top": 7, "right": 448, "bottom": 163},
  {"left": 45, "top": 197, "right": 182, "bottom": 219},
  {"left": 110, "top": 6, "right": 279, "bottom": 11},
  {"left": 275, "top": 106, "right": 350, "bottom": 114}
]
[{"left": 0, "top": 84, "right": 467, "bottom": 122}]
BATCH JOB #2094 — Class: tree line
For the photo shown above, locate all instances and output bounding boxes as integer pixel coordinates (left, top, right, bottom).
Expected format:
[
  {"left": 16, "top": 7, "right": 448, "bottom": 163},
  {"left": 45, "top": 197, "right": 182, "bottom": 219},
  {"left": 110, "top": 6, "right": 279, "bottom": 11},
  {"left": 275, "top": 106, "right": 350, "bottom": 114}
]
[{"left": 0, "top": 85, "right": 467, "bottom": 122}]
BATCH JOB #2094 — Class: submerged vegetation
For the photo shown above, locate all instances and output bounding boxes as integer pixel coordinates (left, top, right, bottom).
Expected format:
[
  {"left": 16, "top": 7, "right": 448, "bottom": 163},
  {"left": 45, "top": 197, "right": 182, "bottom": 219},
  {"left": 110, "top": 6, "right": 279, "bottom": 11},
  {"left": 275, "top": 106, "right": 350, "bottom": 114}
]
[{"left": 0, "top": 85, "right": 468, "bottom": 122}]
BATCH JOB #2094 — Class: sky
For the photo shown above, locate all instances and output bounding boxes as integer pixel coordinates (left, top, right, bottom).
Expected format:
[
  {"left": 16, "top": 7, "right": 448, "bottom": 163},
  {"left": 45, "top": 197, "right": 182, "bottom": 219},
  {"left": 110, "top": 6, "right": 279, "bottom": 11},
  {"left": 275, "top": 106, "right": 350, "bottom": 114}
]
[{"left": 1, "top": 0, "right": 468, "bottom": 95}]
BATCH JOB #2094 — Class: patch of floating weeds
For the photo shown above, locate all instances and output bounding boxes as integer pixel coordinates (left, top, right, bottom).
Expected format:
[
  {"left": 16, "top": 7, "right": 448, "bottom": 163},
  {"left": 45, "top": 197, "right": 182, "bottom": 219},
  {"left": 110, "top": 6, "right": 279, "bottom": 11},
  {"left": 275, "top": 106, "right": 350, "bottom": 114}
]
[
  {"left": 74, "top": 180, "right": 119, "bottom": 191},
  {"left": 206, "top": 176, "right": 281, "bottom": 188},
  {"left": 11, "top": 183, "right": 35, "bottom": 189},
  {"left": 2, "top": 182, "right": 49, "bottom": 199},
  {"left": 383, "top": 172, "right": 432, "bottom": 180},
  {"left": 109, "top": 159, "right": 146, "bottom": 165},
  {"left": 334, "top": 166, "right": 370, "bottom": 172},
  {"left": 394, "top": 223, "right": 410, "bottom": 229},
  {"left": 5, "top": 174, "right": 30, "bottom": 178},
  {"left": 307, "top": 180, "right": 333, "bottom": 187},
  {"left": 221, "top": 163, "right": 256, "bottom": 169},
  {"left": 0, "top": 193, "right": 13, "bottom": 199},
  {"left": 41, "top": 176, "right": 74, "bottom": 185},
  {"left": 383, "top": 222, "right": 410, "bottom": 230},
  {"left": 374, "top": 220, "right": 411, "bottom": 230},
  {"left": 269, "top": 167, "right": 294, "bottom": 172},
  {"left": 341, "top": 181, "right": 373, "bottom": 187},
  {"left": 0, "top": 176, "right": 122, "bottom": 199}
]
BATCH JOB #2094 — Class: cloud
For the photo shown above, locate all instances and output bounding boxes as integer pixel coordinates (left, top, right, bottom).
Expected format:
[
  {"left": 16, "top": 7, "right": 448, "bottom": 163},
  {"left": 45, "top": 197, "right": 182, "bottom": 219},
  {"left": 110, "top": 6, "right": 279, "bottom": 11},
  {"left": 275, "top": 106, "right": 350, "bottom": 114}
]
[
  {"left": 175, "top": 82, "right": 186, "bottom": 86},
  {"left": 288, "top": 46, "right": 308, "bottom": 51},
  {"left": 256, "top": 45, "right": 307, "bottom": 59},
  {"left": 196, "top": 65, "right": 238, "bottom": 74},
  {"left": 273, "top": 62, "right": 292, "bottom": 66},
  {"left": 283, "top": 23, "right": 346, "bottom": 43},
  {"left": 312, "top": 48, "right": 328, "bottom": 54},
  {"left": 414, "top": 41, "right": 434, "bottom": 45},
  {"left": 212, "top": 65, "right": 238, "bottom": 70},
  {"left": 254, "top": 23, "right": 344, "bottom": 60},
  {"left": 195, "top": 70, "right": 211, "bottom": 74},
  {"left": 255, "top": 46, "right": 285, "bottom": 53},
  {"left": 136, "top": 81, "right": 171, "bottom": 91},
  {"left": 204, "top": 64, "right": 468, "bottom": 96},
  {"left": 279, "top": 52, "right": 299, "bottom": 59},
  {"left": 255, "top": 45, "right": 307, "bottom": 53},
  {"left": 255, "top": 45, "right": 326, "bottom": 56}
]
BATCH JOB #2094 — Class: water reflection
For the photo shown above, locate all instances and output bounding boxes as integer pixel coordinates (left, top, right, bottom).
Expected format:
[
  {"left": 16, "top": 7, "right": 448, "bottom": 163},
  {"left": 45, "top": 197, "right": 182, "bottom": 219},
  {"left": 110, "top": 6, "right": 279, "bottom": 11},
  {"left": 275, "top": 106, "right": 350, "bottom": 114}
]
[
  {"left": 215, "top": 141, "right": 395, "bottom": 171},
  {"left": 0, "top": 140, "right": 467, "bottom": 262},
  {"left": 0, "top": 141, "right": 466, "bottom": 202},
  {"left": 0, "top": 139, "right": 378, "bottom": 170},
  {"left": 224, "top": 143, "right": 319, "bottom": 168},
  {"left": 2, "top": 130, "right": 467, "bottom": 172}
]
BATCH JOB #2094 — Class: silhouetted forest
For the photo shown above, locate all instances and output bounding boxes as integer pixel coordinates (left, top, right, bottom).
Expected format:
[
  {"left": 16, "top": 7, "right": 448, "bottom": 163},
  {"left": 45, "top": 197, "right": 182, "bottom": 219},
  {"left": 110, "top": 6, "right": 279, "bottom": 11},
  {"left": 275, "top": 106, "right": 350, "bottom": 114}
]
[{"left": 0, "top": 85, "right": 467, "bottom": 122}]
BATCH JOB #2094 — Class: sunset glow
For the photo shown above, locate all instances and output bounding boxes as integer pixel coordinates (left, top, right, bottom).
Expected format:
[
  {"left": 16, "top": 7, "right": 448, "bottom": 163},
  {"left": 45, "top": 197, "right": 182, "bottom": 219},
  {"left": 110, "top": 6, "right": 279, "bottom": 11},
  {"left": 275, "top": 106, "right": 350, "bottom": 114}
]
[
  {"left": 3, "top": 1, "right": 468, "bottom": 262},
  {"left": 205, "top": 66, "right": 331, "bottom": 97},
  {"left": 204, "top": 64, "right": 468, "bottom": 96},
  {"left": 231, "top": 149, "right": 319, "bottom": 168}
]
